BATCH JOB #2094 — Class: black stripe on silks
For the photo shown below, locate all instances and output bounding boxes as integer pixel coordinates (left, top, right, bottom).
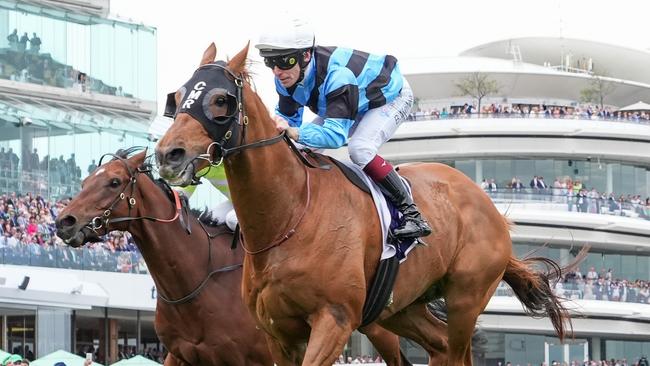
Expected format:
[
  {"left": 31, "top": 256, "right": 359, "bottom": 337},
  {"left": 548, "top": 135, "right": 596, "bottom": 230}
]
[
  {"left": 366, "top": 55, "right": 398, "bottom": 110},
  {"left": 325, "top": 84, "right": 359, "bottom": 120},
  {"left": 345, "top": 49, "right": 370, "bottom": 77},
  {"left": 278, "top": 94, "right": 301, "bottom": 117},
  {"left": 307, "top": 46, "right": 335, "bottom": 114}
]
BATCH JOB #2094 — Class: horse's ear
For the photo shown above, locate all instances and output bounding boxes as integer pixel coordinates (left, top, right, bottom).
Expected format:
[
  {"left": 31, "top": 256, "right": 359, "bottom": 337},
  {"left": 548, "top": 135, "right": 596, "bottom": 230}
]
[
  {"left": 130, "top": 150, "right": 148, "bottom": 167},
  {"left": 228, "top": 42, "right": 250, "bottom": 74},
  {"left": 199, "top": 43, "right": 217, "bottom": 67}
]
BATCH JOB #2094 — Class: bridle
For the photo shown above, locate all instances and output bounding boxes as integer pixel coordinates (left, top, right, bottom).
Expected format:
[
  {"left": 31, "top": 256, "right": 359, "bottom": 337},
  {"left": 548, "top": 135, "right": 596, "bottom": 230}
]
[
  {"left": 84, "top": 151, "right": 242, "bottom": 304},
  {"left": 86, "top": 152, "right": 183, "bottom": 234},
  {"left": 166, "top": 62, "right": 332, "bottom": 256}
]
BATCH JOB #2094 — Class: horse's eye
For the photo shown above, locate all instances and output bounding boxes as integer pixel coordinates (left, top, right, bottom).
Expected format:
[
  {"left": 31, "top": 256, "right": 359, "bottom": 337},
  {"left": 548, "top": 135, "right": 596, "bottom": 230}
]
[
  {"left": 109, "top": 178, "right": 121, "bottom": 188},
  {"left": 215, "top": 96, "right": 227, "bottom": 106}
]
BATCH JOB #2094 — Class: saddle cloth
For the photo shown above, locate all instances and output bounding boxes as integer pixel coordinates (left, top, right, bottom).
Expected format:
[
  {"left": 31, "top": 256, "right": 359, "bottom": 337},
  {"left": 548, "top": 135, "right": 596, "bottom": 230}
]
[{"left": 339, "top": 160, "right": 418, "bottom": 263}]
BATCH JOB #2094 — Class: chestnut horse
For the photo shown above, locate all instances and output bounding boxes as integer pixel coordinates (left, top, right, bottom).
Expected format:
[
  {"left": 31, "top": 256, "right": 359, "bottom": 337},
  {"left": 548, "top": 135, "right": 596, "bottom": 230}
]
[
  {"left": 55, "top": 150, "right": 410, "bottom": 366},
  {"left": 155, "top": 43, "right": 581, "bottom": 366}
]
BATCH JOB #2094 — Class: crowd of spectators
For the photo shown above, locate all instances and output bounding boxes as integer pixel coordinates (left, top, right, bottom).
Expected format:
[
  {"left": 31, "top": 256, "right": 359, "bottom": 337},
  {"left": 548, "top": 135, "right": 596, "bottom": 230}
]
[
  {"left": 75, "top": 344, "right": 165, "bottom": 365},
  {"left": 408, "top": 103, "right": 650, "bottom": 124},
  {"left": 480, "top": 175, "right": 650, "bottom": 220},
  {"left": 496, "top": 357, "right": 649, "bottom": 365},
  {"left": 2, "top": 28, "right": 127, "bottom": 97},
  {"left": 332, "top": 356, "right": 649, "bottom": 365},
  {"left": 334, "top": 355, "right": 384, "bottom": 364},
  {"left": 0, "top": 192, "right": 146, "bottom": 274},
  {"left": 557, "top": 267, "right": 650, "bottom": 304},
  {"left": 496, "top": 266, "right": 650, "bottom": 305},
  {"left": 0, "top": 149, "right": 83, "bottom": 198}
]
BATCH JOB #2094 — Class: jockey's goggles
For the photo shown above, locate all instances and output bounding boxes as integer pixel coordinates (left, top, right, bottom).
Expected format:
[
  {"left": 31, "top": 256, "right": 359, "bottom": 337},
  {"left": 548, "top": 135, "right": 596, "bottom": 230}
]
[{"left": 263, "top": 52, "right": 301, "bottom": 70}]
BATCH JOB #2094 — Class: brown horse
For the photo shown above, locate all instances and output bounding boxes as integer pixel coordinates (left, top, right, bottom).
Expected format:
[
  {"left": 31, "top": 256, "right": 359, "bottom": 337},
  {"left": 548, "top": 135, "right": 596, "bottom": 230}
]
[
  {"left": 54, "top": 150, "right": 410, "bottom": 366},
  {"left": 155, "top": 43, "right": 582, "bottom": 366},
  {"left": 55, "top": 150, "right": 271, "bottom": 365}
]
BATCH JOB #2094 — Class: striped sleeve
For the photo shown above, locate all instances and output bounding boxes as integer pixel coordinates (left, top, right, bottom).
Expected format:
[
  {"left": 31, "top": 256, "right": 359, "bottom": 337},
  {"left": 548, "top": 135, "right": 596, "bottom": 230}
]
[
  {"left": 275, "top": 78, "right": 304, "bottom": 127},
  {"left": 275, "top": 94, "right": 304, "bottom": 127},
  {"left": 366, "top": 55, "right": 399, "bottom": 109},
  {"left": 297, "top": 67, "right": 358, "bottom": 149}
]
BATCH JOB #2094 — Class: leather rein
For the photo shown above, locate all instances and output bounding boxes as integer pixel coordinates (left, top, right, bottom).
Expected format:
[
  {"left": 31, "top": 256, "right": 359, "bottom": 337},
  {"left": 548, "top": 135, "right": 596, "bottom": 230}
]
[{"left": 85, "top": 152, "right": 242, "bottom": 305}]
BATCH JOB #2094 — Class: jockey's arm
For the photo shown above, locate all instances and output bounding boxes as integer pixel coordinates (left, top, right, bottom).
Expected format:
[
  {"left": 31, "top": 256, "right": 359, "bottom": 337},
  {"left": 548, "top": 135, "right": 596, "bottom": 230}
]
[
  {"left": 294, "top": 67, "right": 358, "bottom": 149},
  {"left": 275, "top": 78, "right": 304, "bottom": 127}
]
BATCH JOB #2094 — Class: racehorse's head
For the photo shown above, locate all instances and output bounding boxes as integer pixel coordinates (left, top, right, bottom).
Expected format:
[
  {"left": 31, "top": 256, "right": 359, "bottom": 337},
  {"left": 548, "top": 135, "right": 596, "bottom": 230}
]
[
  {"left": 55, "top": 149, "right": 148, "bottom": 247},
  {"left": 156, "top": 42, "right": 250, "bottom": 186}
]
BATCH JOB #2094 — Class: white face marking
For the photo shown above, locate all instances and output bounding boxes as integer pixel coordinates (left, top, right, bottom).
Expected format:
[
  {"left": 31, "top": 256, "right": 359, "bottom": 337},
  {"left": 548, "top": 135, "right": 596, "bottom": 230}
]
[{"left": 94, "top": 168, "right": 106, "bottom": 176}]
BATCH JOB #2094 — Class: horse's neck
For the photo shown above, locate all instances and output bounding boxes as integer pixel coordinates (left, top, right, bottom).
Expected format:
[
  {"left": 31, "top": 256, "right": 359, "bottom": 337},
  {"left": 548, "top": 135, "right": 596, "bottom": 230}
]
[
  {"left": 225, "top": 88, "right": 308, "bottom": 254},
  {"left": 128, "top": 181, "right": 220, "bottom": 299}
]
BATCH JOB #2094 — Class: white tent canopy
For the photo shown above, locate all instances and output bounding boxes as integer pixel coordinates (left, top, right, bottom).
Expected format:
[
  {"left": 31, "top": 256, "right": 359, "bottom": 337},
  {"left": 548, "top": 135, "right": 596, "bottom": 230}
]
[
  {"left": 31, "top": 350, "right": 103, "bottom": 366},
  {"left": 110, "top": 356, "right": 161, "bottom": 366},
  {"left": 0, "top": 350, "right": 10, "bottom": 363},
  {"left": 619, "top": 101, "right": 650, "bottom": 111}
]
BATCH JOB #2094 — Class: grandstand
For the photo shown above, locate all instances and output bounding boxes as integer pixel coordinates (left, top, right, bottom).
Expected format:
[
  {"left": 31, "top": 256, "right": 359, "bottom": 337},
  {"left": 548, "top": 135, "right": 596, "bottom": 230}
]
[
  {"left": 1, "top": 1, "right": 650, "bottom": 365},
  {"left": 0, "top": 0, "right": 162, "bottom": 363}
]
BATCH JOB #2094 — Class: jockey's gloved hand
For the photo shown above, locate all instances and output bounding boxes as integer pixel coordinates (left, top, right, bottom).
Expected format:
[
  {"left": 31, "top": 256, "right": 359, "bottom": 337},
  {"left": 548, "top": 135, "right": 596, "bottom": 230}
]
[
  {"left": 285, "top": 127, "right": 300, "bottom": 141},
  {"left": 272, "top": 114, "right": 300, "bottom": 141}
]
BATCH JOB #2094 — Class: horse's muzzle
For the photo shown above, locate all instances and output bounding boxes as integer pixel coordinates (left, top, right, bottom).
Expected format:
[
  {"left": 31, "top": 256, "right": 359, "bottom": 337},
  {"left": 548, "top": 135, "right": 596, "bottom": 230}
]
[{"left": 56, "top": 215, "right": 98, "bottom": 247}]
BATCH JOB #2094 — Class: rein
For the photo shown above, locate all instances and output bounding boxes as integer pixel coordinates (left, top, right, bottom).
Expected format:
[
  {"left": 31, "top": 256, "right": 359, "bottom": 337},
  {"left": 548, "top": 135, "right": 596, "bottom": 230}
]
[
  {"left": 240, "top": 163, "right": 312, "bottom": 255},
  {"left": 170, "top": 64, "right": 326, "bottom": 257},
  {"left": 86, "top": 161, "right": 183, "bottom": 233},
  {"left": 85, "top": 152, "right": 242, "bottom": 305}
]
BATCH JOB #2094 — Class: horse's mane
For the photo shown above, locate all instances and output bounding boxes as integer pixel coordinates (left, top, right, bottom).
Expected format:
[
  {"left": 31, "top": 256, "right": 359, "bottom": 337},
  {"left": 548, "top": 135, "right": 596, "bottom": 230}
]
[
  {"left": 114, "top": 146, "right": 145, "bottom": 160},
  {"left": 153, "top": 179, "right": 225, "bottom": 228},
  {"left": 108, "top": 147, "right": 221, "bottom": 227},
  {"left": 194, "top": 208, "right": 223, "bottom": 227}
]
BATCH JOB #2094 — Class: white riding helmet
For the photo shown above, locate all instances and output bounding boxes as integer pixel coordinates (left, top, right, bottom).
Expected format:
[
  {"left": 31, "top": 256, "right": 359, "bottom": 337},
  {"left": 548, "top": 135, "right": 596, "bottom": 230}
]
[{"left": 255, "top": 17, "right": 315, "bottom": 57}]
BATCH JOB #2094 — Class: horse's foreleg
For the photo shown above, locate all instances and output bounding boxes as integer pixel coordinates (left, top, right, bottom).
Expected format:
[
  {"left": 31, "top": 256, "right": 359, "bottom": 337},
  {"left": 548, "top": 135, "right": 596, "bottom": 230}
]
[
  {"left": 359, "top": 323, "right": 405, "bottom": 366},
  {"left": 378, "top": 303, "right": 448, "bottom": 366},
  {"left": 301, "top": 305, "right": 354, "bottom": 366},
  {"left": 263, "top": 333, "right": 300, "bottom": 366}
]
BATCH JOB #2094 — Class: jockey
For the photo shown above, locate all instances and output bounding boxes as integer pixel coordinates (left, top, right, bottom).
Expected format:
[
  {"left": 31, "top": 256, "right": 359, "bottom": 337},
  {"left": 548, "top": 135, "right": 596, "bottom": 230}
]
[
  {"left": 173, "top": 165, "right": 238, "bottom": 231},
  {"left": 255, "top": 18, "right": 432, "bottom": 239}
]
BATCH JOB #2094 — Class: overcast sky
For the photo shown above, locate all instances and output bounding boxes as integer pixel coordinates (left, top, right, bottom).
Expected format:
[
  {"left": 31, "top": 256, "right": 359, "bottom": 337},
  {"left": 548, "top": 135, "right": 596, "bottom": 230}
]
[{"left": 109, "top": 0, "right": 650, "bottom": 113}]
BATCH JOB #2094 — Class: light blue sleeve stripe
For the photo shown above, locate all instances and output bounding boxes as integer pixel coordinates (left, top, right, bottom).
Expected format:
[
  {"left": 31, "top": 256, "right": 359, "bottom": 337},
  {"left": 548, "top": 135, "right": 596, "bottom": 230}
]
[
  {"left": 324, "top": 67, "right": 358, "bottom": 94},
  {"left": 298, "top": 117, "right": 353, "bottom": 149},
  {"left": 275, "top": 105, "right": 303, "bottom": 127}
]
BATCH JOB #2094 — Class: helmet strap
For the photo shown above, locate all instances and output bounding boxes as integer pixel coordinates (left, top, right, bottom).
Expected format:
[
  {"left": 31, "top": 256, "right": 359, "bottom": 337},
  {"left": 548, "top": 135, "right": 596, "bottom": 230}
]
[{"left": 296, "top": 48, "right": 313, "bottom": 83}]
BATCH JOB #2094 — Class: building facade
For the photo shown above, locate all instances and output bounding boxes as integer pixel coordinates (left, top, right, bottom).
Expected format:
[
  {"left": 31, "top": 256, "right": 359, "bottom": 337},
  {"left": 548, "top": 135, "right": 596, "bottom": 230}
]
[{"left": 0, "top": 0, "right": 159, "bottom": 363}]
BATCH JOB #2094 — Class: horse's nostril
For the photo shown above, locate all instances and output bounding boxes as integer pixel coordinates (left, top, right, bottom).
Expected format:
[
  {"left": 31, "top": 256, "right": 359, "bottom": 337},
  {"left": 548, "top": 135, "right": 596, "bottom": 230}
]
[
  {"left": 58, "top": 215, "right": 77, "bottom": 229},
  {"left": 165, "top": 148, "right": 186, "bottom": 163}
]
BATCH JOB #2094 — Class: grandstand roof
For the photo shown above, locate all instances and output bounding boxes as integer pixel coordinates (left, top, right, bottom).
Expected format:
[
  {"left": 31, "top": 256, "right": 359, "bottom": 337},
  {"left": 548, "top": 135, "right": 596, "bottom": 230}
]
[
  {"left": 0, "top": 78, "right": 155, "bottom": 141},
  {"left": 0, "top": 0, "right": 155, "bottom": 31},
  {"left": 402, "top": 56, "right": 650, "bottom": 107},
  {"left": 460, "top": 37, "right": 650, "bottom": 85}
]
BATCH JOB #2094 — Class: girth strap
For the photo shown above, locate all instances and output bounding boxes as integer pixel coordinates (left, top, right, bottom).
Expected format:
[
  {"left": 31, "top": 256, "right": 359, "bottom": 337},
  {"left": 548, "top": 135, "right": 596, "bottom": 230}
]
[{"left": 360, "top": 254, "right": 400, "bottom": 327}]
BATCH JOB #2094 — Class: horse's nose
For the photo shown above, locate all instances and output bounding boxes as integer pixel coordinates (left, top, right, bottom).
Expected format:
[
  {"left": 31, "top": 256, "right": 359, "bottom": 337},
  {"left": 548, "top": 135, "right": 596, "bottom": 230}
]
[
  {"left": 56, "top": 215, "right": 77, "bottom": 230},
  {"left": 56, "top": 214, "right": 79, "bottom": 241},
  {"left": 158, "top": 147, "right": 186, "bottom": 166}
]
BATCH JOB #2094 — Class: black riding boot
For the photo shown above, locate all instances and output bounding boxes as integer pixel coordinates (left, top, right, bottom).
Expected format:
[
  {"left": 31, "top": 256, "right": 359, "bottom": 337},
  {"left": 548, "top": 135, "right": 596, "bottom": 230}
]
[{"left": 375, "top": 170, "right": 432, "bottom": 239}]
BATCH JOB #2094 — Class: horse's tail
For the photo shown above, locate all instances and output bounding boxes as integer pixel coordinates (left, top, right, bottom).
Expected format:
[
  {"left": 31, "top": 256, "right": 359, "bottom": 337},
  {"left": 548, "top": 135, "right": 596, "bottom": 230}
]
[{"left": 502, "top": 246, "right": 588, "bottom": 341}]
